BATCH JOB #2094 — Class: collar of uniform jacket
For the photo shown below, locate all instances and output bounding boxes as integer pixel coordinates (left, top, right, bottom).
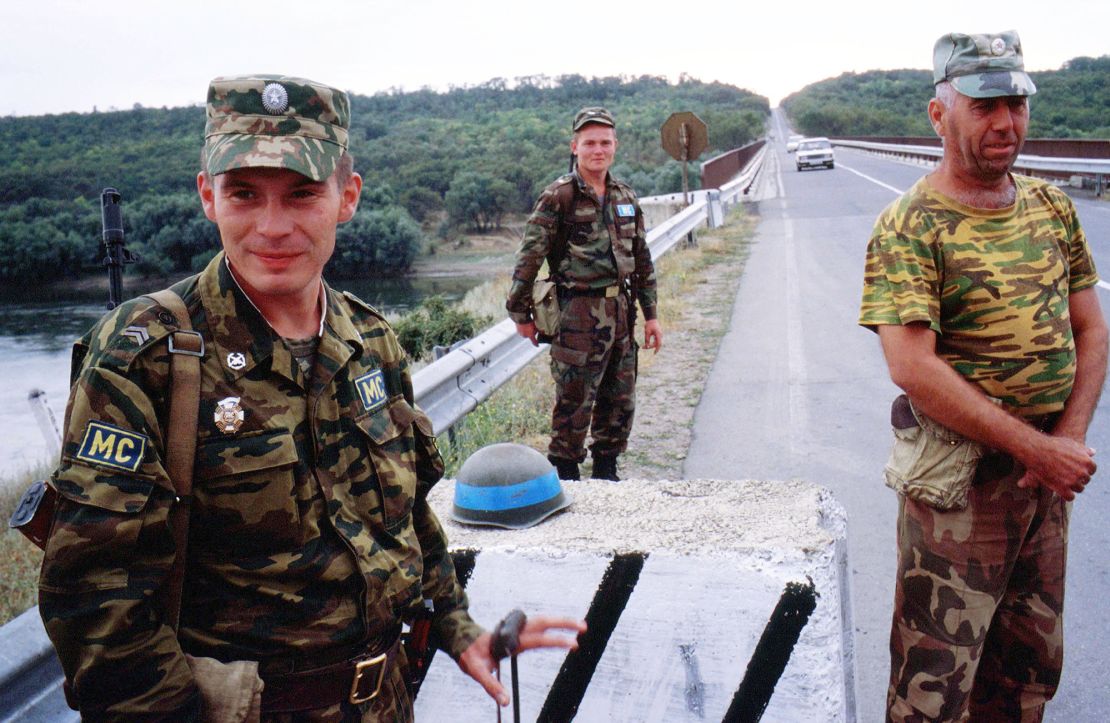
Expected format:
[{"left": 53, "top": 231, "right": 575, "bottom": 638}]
[
  {"left": 573, "top": 169, "right": 617, "bottom": 198},
  {"left": 198, "top": 252, "right": 363, "bottom": 384}
]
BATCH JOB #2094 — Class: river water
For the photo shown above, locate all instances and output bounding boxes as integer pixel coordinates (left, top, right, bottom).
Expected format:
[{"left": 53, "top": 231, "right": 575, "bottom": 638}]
[{"left": 0, "top": 273, "right": 489, "bottom": 476}]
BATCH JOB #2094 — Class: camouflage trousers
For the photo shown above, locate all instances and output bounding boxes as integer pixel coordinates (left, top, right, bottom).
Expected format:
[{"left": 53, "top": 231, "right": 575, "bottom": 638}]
[
  {"left": 548, "top": 292, "right": 637, "bottom": 463},
  {"left": 888, "top": 454, "right": 1069, "bottom": 722},
  {"left": 262, "top": 651, "right": 413, "bottom": 723}
]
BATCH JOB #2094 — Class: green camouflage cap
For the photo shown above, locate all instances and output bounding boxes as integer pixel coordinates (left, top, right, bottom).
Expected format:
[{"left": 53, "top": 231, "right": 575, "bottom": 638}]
[
  {"left": 204, "top": 74, "right": 350, "bottom": 182},
  {"left": 573, "top": 107, "right": 615, "bottom": 132},
  {"left": 933, "top": 30, "right": 1036, "bottom": 98}
]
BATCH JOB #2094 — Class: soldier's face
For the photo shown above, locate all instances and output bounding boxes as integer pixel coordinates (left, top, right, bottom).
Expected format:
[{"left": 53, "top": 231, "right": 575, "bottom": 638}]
[
  {"left": 572, "top": 125, "right": 617, "bottom": 177},
  {"left": 931, "top": 92, "right": 1029, "bottom": 183},
  {"left": 197, "top": 166, "right": 361, "bottom": 306}
]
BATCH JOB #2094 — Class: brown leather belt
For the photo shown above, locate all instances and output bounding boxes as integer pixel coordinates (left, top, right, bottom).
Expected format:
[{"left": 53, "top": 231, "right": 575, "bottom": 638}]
[{"left": 259, "top": 630, "right": 402, "bottom": 713}]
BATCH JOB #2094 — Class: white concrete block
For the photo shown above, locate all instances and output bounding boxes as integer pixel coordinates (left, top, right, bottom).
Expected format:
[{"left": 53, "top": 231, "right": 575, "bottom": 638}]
[{"left": 420, "top": 478, "right": 854, "bottom": 722}]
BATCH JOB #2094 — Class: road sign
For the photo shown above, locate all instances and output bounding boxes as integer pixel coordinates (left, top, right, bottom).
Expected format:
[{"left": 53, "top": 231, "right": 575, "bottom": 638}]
[
  {"left": 661, "top": 111, "right": 708, "bottom": 162},
  {"left": 660, "top": 112, "right": 709, "bottom": 207}
]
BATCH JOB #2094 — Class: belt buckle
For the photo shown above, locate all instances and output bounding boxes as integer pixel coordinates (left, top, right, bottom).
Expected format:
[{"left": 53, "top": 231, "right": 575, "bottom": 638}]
[
  {"left": 605, "top": 286, "right": 619, "bottom": 298},
  {"left": 349, "top": 652, "right": 387, "bottom": 704}
]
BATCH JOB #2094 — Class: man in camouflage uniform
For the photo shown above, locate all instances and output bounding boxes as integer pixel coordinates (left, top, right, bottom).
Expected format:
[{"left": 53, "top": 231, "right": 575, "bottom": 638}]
[
  {"left": 506, "top": 107, "right": 662, "bottom": 482},
  {"left": 38, "top": 74, "right": 583, "bottom": 722},
  {"left": 859, "top": 33, "right": 1108, "bottom": 721}
]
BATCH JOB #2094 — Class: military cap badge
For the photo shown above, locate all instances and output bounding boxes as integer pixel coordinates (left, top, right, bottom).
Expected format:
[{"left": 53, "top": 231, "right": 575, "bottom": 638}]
[{"left": 261, "top": 82, "right": 289, "bottom": 114}]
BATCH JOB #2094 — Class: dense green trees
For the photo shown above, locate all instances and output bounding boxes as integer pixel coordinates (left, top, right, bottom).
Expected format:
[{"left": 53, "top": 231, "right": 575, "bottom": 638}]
[
  {"left": 0, "top": 75, "right": 768, "bottom": 289},
  {"left": 782, "top": 57, "right": 1110, "bottom": 139}
]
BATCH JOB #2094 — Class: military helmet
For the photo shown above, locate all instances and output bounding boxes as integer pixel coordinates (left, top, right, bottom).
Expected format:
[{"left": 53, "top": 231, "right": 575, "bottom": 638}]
[{"left": 452, "top": 443, "right": 572, "bottom": 529}]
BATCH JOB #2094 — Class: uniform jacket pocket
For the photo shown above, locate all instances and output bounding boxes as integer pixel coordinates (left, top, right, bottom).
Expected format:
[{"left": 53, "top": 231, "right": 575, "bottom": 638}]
[
  {"left": 192, "top": 429, "right": 300, "bottom": 555},
  {"left": 356, "top": 397, "right": 419, "bottom": 530}
]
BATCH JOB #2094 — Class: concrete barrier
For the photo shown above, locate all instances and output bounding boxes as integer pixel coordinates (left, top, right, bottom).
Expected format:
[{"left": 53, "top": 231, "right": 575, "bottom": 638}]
[{"left": 418, "top": 477, "right": 855, "bottom": 722}]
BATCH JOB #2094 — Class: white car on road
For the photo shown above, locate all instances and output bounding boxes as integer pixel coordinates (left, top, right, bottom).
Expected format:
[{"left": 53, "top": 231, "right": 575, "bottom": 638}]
[{"left": 795, "top": 137, "right": 835, "bottom": 171}]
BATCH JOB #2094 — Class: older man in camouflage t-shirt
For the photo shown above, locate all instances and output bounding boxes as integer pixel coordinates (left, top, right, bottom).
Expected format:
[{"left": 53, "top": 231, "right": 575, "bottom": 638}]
[{"left": 859, "top": 32, "right": 1107, "bottom": 721}]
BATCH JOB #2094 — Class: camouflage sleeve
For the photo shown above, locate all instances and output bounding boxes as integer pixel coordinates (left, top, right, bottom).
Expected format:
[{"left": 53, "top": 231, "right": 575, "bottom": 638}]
[
  {"left": 38, "top": 353, "right": 200, "bottom": 719},
  {"left": 1052, "top": 188, "right": 1100, "bottom": 292},
  {"left": 506, "top": 190, "right": 559, "bottom": 324},
  {"left": 631, "top": 198, "right": 658, "bottom": 321},
  {"left": 413, "top": 497, "right": 484, "bottom": 659},
  {"left": 402, "top": 362, "right": 485, "bottom": 659},
  {"left": 858, "top": 203, "right": 942, "bottom": 332}
]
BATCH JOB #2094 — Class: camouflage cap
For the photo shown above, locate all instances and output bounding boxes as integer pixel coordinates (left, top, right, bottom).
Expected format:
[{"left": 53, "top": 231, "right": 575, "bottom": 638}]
[
  {"left": 573, "top": 107, "right": 615, "bottom": 132},
  {"left": 933, "top": 30, "right": 1037, "bottom": 98},
  {"left": 204, "top": 75, "right": 350, "bottom": 182}
]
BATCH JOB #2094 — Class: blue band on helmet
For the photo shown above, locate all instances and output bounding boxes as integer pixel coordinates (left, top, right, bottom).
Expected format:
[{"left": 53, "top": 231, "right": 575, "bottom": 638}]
[{"left": 455, "top": 470, "right": 562, "bottom": 511}]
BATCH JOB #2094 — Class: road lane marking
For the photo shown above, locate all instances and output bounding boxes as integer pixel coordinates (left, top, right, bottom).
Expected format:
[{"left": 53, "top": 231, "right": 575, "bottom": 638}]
[
  {"left": 783, "top": 213, "right": 809, "bottom": 449},
  {"left": 836, "top": 162, "right": 904, "bottom": 195}
]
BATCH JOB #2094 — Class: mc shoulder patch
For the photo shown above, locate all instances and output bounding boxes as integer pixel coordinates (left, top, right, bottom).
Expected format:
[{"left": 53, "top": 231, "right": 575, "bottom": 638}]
[
  {"left": 76, "top": 421, "right": 148, "bottom": 473},
  {"left": 355, "top": 369, "right": 388, "bottom": 413}
]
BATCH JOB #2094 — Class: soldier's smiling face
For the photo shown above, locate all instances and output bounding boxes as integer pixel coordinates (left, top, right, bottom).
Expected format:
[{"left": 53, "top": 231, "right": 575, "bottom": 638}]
[
  {"left": 572, "top": 125, "right": 618, "bottom": 178},
  {"left": 198, "top": 166, "right": 361, "bottom": 307}
]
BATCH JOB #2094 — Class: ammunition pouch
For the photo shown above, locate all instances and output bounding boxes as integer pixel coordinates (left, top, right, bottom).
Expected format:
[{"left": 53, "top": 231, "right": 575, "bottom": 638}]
[{"left": 531, "top": 278, "right": 561, "bottom": 339}]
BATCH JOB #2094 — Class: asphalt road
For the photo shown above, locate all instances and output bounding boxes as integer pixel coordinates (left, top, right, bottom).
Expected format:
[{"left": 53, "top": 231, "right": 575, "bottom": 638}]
[{"left": 684, "top": 132, "right": 1110, "bottom": 721}]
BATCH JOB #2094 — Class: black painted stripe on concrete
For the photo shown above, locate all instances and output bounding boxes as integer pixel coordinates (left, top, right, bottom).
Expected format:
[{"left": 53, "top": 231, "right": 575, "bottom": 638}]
[
  {"left": 722, "top": 579, "right": 819, "bottom": 723},
  {"left": 411, "top": 548, "right": 481, "bottom": 701},
  {"left": 451, "top": 547, "right": 479, "bottom": 587},
  {"left": 537, "top": 552, "right": 647, "bottom": 722}
]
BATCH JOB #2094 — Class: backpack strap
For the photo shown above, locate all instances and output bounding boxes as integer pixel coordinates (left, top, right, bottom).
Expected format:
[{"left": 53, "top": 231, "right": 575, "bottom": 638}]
[
  {"left": 546, "top": 179, "right": 577, "bottom": 278},
  {"left": 146, "top": 288, "right": 204, "bottom": 632}
]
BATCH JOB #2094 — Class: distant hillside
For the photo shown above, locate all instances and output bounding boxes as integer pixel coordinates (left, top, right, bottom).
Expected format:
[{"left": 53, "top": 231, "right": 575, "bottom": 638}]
[
  {"left": 781, "top": 56, "right": 1110, "bottom": 139},
  {"left": 0, "top": 75, "right": 768, "bottom": 287}
]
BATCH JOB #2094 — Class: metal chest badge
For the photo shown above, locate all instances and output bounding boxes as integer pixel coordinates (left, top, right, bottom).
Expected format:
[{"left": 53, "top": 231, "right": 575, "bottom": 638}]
[{"left": 214, "top": 396, "right": 245, "bottom": 434}]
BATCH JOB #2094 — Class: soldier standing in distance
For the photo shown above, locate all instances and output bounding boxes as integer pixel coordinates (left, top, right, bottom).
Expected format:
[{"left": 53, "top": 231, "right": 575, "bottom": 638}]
[
  {"left": 506, "top": 107, "right": 662, "bottom": 482},
  {"left": 38, "top": 74, "right": 584, "bottom": 722},
  {"left": 858, "top": 32, "right": 1108, "bottom": 721}
]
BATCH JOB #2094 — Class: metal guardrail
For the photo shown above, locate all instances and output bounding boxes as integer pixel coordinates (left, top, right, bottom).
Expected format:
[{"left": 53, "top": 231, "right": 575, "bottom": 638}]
[
  {"left": 0, "top": 149, "right": 768, "bottom": 722},
  {"left": 833, "top": 139, "right": 1109, "bottom": 194}
]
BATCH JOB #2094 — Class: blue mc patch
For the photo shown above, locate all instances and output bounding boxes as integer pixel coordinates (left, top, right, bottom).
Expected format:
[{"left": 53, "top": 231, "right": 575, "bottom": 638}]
[
  {"left": 76, "top": 421, "right": 147, "bottom": 473},
  {"left": 616, "top": 204, "right": 636, "bottom": 218},
  {"left": 355, "top": 369, "right": 389, "bottom": 413}
]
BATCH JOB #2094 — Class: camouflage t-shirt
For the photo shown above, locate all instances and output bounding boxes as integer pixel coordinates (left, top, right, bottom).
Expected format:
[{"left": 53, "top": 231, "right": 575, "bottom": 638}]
[{"left": 859, "top": 175, "right": 1098, "bottom": 415}]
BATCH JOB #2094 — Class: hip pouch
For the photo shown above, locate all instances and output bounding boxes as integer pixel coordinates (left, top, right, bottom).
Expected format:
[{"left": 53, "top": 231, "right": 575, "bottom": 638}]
[
  {"left": 531, "top": 278, "right": 561, "bottom": 338},
  {"left": 883, "top": 394, "right": 984, "bottom": 511}
]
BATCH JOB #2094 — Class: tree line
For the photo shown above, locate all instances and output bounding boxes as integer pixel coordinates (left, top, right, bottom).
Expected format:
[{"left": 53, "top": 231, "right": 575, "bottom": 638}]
[
  {"left": 782, "top": 56, "right": 1110, "bottom": 140},
  {"left": 0, "top": 75, "right": 768, "bottom": 289}
]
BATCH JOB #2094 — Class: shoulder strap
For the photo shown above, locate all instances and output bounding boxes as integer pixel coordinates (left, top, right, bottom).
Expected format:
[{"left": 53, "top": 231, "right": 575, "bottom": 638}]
[
  {"left": 146, "top": 288, "right": 204, "bottom": 632},
  {"left": 547, "top": 180, "right": 577, "bottom": 276}
]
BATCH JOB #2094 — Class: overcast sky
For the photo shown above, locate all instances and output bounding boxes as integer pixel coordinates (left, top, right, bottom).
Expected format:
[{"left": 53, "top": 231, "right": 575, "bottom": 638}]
[{"left": 2, "top": 0, "right": 1107, "bottom": 117}]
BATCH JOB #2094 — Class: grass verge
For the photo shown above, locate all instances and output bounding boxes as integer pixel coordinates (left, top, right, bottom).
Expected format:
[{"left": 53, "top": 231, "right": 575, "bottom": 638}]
[{"left": 1, "top": 464, "right": 48, "bottom": 626}]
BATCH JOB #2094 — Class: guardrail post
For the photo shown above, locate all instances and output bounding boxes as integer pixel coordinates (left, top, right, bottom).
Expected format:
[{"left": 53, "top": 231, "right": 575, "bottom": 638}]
[{"left": 706, "top": 189, "right": 723, "bottom": 228}]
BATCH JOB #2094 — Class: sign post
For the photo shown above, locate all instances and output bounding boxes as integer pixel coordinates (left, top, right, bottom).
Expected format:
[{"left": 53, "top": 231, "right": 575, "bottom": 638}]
[{"left": 660, "top": 112, "right": 708, "bottom": 206}]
